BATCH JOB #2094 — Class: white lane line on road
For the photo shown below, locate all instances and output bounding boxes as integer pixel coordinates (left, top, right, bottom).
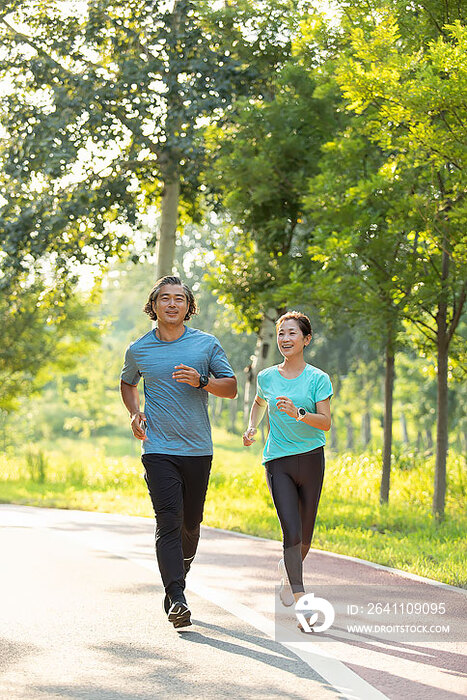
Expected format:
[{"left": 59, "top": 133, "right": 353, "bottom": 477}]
[
  {"left": 185, "top": 576, "right": 390, "bottom": 700},
  {"left": 1, "top": 505, "right": 388, "bottom": 700},
  {"left": 89, "top": 535, "right": 389, "bottom": 700},
  {"left": 31, "top": 513, "right": 388, "bottom": 700}
]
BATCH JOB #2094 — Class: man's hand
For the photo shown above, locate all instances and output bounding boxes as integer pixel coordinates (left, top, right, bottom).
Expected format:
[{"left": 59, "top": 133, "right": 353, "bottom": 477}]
[
  {"left": 172, "top": 364, "right": 202, "bottom": 387},
  {"left": 130, "top": 411, "right": 147, "bottom": 441},
  {"left": 276, "top": 395, "right": 298, "bottom": 419},
  {"left": 243, "top": 426, "right": 257, "bottom": 447}
]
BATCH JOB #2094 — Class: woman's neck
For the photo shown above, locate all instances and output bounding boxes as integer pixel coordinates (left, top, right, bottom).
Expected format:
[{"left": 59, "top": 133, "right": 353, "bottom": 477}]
[{"left": 278, "top": 355, "right": 307, "bottom": 377}]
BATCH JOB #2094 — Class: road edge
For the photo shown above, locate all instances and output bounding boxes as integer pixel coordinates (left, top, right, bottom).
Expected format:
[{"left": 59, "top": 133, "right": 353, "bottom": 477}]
[{"left": 203, "top": 524, "right": 467, "bottom": 596}]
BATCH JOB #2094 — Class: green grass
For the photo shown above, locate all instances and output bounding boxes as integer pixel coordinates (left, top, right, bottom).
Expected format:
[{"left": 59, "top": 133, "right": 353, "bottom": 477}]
[{"left": 0, "top": 428, "right": 465, "bottom": 587}]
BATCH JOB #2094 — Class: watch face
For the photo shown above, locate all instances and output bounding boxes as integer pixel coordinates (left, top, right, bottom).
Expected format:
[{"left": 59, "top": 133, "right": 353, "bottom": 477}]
[
  {"left": 199, "top": 374, "right": 209, "bottom": 388},
  {"left": 298, "top": 408, "right": 306, "bottom": 418}
]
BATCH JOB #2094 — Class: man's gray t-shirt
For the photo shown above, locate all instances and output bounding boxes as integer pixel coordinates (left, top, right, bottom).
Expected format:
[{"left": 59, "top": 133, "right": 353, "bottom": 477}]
[{"left": 120, "top": 326, "right": 234, "bottom": 456}]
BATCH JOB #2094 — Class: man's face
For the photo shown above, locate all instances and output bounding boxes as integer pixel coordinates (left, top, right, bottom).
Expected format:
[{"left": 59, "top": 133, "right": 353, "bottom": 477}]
[{"left": 153, "top": 284, "right": 189, "bottom": 326}]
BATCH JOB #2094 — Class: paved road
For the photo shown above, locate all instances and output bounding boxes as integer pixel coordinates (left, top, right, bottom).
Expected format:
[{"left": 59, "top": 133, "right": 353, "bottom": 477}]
[{"left": 0, "top": 505, "right": 465, "bottom": 699}]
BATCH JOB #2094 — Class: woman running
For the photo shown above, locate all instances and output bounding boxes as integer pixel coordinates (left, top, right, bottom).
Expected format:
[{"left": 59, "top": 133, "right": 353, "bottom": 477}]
[{"left": 243, "top": 311, "right": 332, "bottom": 613}]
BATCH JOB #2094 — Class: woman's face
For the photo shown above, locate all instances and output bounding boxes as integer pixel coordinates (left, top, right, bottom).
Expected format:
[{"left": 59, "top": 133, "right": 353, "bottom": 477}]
[{"left": 277, "top": 319, "right": 311, "bottom": 359}]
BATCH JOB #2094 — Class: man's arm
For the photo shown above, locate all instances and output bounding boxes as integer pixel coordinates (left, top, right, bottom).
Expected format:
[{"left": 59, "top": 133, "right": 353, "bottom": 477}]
[
  {"left": 203, "top": 375, "right": 237, "bottom": 399},
  {"left": 172, "top": 364, "right": 237, "bottom": 399},
  {"left": 120, "top": 380, "right": 147, "bottom": 440}
]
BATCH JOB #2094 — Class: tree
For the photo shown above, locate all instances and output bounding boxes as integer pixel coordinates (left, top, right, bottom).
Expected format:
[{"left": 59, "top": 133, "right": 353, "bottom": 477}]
[
  {"left": 204, "top": 56, "right": 339, "bottom": 415},
  {"left": 302, "top": 124, "right": 422, "bottom": 502},
  {"left": 0, "top": 0, "right": 308, "bottom": 405},
  {"left": 336, "top": 14, "right": 466, "bottom": 518},
  {"left": 0, "top": 274, "right": 102, "bottom": 411},
  {"left": 266, "top": 13, "right": 415, "bottom": 501},
  {"left": 393, "top": 350, "right": 438, "bottom": 451},
  {"left": 0, "top": 0, "right": 257, "bottom": 287}
]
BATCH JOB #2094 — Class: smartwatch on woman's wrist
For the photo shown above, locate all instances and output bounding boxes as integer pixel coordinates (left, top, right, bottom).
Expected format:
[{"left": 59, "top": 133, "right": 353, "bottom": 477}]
[{"left": 296, "top": 407, "right": 306, "bottom": 421}]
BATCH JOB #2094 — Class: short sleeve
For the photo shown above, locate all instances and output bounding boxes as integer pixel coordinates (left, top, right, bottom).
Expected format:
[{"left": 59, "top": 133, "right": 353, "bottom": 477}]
[
  {"left": 209, "top": 338, "right": 234, "bottom": 378},
  {"left": 256, "top": 373, "right": 265, "bottom": 400},
  {"left": 120, "top": 344, "right": 141, "bottom": 386},
  {"left": 315, "top": 372, "right": 333, "bottom": 403}
]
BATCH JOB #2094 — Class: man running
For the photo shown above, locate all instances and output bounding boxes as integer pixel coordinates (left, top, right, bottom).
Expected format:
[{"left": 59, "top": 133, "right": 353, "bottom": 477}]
[{"left": 120, "top": 275, "right": 237, "bottom": 629}]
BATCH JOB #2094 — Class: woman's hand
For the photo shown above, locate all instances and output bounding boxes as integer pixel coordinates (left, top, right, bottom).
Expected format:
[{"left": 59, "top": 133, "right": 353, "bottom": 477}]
[
  {"left": 243, "top": 426, "right": 257, "bottom": 446},
  {"left": 275, "top": 396, "right": 298, "bottom": 419}
]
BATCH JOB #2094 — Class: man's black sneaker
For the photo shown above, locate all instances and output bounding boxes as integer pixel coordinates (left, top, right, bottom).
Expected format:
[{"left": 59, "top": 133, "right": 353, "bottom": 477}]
[
  {"left": 163, "top": 594, "right": 171, "bottom": 615},
  {"left": 167, "top": 601, "right": 192, "bottom": 629}
]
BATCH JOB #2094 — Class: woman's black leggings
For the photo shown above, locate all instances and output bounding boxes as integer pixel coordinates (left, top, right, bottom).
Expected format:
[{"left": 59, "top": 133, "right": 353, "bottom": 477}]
[{"left": 265, "top": 446, "right": 325, "bottom": 593}]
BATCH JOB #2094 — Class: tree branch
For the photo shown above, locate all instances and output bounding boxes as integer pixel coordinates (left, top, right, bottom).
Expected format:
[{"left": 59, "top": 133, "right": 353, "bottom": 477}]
[
  {"left": 407, "top": 316, "right": 438, "bottom": 343},
  {"left": 419, "top": 2, "right": 448, "bottom": 37},
  {"left": 1, "top": 16, "right": 163, "bottom": 159},
  {"left": 0, "top": 16, "right": 104, "bottom": 77},
  {"left": 102, "top": 11, "right": 162, "bottom": 66}
]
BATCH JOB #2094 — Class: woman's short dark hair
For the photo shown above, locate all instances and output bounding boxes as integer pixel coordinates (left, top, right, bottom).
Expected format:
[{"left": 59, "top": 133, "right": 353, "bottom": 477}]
[
  {"left": 275, "top": 311, "right": 312, "bottom": 338},
  {"left": 143, "top": 275, "right": 198, "bottom": 321}
]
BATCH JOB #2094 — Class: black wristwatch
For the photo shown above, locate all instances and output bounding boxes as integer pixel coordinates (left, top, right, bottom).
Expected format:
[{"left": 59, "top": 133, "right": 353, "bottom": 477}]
[{"left": 198, "top": 373, "right": 209, "bottom": 389}]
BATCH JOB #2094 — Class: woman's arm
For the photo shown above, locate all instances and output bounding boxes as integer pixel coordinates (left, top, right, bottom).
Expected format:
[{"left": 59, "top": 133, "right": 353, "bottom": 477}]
[
  {"left": 302, "top": 397, "right": 331, "bottom": 431},
  {"left": 276, "top": 396, "right": 331, "bottom": 431},
  {"left": 243, "top": 394, "right": 267, "bottom": 446}
]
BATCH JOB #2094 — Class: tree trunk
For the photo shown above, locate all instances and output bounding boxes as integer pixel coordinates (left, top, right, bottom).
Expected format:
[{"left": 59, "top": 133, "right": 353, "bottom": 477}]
[
  {"left": 426, "top": 428, "right": 433, "bottom": 452},
  {"left": 330, "top": 424, "right": 338, "bottom": 451},
  {"left": 345, "top": 416, "right": 354, "bottom": 451},
  {"left": 416, "top": 430, "right": 422, "bottom": 452},
  {"left": 156, "top": 174, "right": 180, "bottom": 279},
  {"left": 155, "top": 0, "right": 183, "bottom": 280},
  {"left": 260, "top": 410, "right": 269, "bottom": 444},
  {"left": 433, "top": 297, "right": 449, "bottom": 520},
  {"left": 235, "top": 376, "right": 244, "bottom": 433},
  {"left": 400, "top": 412, "right": 409, "bottom": 444},
  {"left": 0, "top": 409, "right": 6, "bottom": 452},
  {"left": 215, "top": 397, "right": 224, "bottom": 423},
  {"left": 209, "top": 396, "right": 223, "bottom": 426},
  {"left": 362, "top": 409, "right": 371, "bottom": 447},
  {"left": 229, "top": 396, "right": 238, "bottom": 434},
  {"left": 243, "top": 311, "right": 276, "bottom": 425},
  {"left": 380, "top": 339, "right": 395, "bottom": 504}
]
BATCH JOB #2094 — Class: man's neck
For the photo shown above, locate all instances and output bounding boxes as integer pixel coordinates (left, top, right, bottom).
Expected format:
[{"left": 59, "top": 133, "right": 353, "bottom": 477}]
[{"left": 155, "top": 323, "right": 186, "bottom": 343}]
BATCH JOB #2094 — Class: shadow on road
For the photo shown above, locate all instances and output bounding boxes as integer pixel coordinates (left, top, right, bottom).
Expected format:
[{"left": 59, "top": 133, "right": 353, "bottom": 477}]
[
  {"left": 187, "top": 619, "right": 334, "bottom": 686},
  {"left": 0, "top": 638, "right": 40, "bottom": 673}
]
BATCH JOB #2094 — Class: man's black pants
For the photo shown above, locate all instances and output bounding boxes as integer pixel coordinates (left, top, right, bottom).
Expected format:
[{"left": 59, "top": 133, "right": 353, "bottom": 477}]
[{"left": 141, "top": 453, "right": 212, "bottom": 604}]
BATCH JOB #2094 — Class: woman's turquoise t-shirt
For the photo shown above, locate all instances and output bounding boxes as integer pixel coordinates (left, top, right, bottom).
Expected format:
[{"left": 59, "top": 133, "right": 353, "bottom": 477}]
[{"left": 257, "top": 364, "right": 333, "bottom": 464}]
